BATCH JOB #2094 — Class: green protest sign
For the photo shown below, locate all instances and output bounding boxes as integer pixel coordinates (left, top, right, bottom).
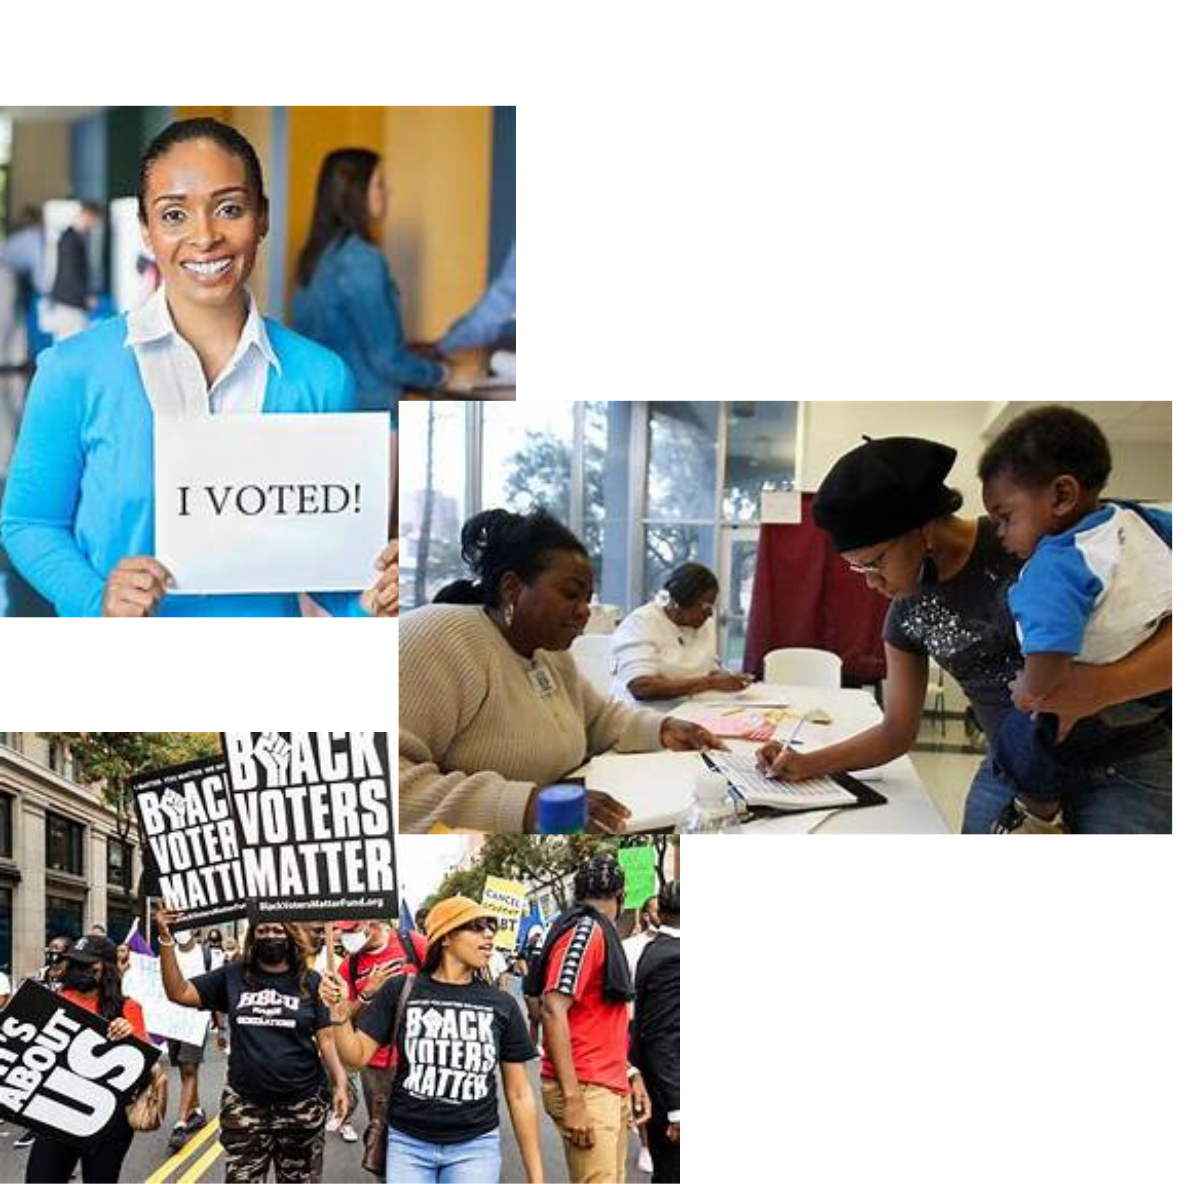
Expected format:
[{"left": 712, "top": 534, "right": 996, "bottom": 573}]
[{"left": 618, "top": 846, "right": 657, "bottom": 911}]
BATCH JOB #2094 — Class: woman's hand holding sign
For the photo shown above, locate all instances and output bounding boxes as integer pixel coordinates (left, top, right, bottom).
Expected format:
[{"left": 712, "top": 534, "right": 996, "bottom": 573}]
[
  {"left": 106, "top": 1016, "right": 135, "bottom": 1042},
  {"left": 102, "top": 557, "right": 174, "bottom": 617},
  {"left": 361, "top": 540, "right": 399, "bottom": 617}
]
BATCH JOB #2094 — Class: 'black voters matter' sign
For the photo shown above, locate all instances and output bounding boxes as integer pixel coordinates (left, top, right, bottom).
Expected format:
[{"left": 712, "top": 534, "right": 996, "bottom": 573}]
[
  {"left": 132, "top": 756, "right": 247, "bottom": 933},
  {"left": 0, "top": 981, "right": 160, "bottom": 1147},
  {"left": 221, "top": 732, "right": 398, "bottom": 923}
]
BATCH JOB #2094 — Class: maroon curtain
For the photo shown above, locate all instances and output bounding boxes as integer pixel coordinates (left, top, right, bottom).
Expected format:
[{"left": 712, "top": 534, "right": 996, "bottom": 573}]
[{"left": 743, "top": 494, "right": 889, "bottom": 683}]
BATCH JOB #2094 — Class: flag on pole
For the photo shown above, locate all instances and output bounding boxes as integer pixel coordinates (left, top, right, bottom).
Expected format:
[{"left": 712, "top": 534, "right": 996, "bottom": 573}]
[{"left": 399, "top": 898, "right": 416, "bottom": 935}]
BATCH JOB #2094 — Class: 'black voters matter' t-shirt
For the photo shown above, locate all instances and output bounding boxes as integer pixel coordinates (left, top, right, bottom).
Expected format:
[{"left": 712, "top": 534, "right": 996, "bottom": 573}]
[
  {"left": 357, "top": 972, "right": 536, "bottom": 1143},
  {"left": 192, "top": 961, "right": 330, "bottom": 1105}
]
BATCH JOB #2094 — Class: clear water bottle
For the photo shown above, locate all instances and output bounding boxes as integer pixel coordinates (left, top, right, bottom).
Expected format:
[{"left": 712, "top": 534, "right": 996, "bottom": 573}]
[{"left": 676, "top": 769, "right": 740, "bottom": 834}]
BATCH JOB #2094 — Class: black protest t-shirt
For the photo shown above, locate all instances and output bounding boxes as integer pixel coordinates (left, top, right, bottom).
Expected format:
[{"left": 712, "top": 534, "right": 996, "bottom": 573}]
[
  {"left": 191, "top": 961, "right": 329, "bottom": 1105},
  {"left": 357, "top": 972, "right": 536, "bottom": 1144}
]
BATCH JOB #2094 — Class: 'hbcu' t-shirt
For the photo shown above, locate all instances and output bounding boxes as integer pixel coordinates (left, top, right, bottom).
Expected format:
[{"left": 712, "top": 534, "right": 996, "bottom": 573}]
[{"left": 192, "top": 961, "right": 330, "bottom": 1105}]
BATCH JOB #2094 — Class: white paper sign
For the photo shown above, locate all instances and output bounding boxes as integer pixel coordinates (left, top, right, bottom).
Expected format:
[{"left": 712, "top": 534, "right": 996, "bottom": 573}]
[
  {"left": 154, "top": 413, "right": 389, "bottom": 594},
  {"left": 760, "top": 489, "right": 803, "bottom": 524},
  {"left": 123, "top": 952, "right": 211, "bottom": 1045}
]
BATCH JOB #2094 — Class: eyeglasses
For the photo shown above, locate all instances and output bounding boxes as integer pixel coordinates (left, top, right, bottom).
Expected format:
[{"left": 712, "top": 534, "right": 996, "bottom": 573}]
[{"left": 845, "top": 540, "right": 899, "bottom": 575}]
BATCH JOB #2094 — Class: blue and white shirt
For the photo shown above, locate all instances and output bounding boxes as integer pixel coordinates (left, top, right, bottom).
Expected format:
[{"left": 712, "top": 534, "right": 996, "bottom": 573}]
[{"left": 1009, "top": 504, "right": 1172, "bottom": 663}]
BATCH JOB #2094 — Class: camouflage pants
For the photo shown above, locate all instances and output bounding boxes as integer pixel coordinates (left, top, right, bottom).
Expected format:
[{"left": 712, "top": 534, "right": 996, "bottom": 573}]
[{"left": 219, "top": 1086, "right": 330, "bottom": 1183}]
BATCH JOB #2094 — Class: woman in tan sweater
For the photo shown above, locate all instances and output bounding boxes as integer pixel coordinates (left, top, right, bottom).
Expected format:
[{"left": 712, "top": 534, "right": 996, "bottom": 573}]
[{"left": 399, "top": 508, "right": 721, "bottom": 832}]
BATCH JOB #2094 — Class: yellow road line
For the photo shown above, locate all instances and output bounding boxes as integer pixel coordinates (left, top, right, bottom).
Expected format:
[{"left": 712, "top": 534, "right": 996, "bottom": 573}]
[
  {"left": 177, "top": 1137, "right": 224, "bottom": 1184},
  {"left": 144, "top": 1118, "right": 220, "bottom": 1184}
]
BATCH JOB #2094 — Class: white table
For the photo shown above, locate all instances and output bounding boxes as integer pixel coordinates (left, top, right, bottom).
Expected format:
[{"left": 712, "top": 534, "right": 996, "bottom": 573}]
[{"left": 584, "top": 683, "right": 949, "bottom": 834}]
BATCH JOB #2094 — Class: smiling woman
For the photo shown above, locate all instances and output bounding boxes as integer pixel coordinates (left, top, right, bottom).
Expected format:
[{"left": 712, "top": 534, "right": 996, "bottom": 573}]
[{"left": 0, "top": 116, "right": 399, "bottom": 618}]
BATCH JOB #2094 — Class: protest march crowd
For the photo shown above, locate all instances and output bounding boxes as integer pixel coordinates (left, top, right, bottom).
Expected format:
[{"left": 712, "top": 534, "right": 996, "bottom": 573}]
[{"left": 0, "top": 547, "right": 680, "bottom": 1184}]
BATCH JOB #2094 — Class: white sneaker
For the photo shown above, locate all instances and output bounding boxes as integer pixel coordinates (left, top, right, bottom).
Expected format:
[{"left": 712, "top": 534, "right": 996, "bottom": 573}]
[
  {"left": 325, "top": 1116, "right": 341, "bottom": 1132},
  {"left": 339, "top": 1125, "right": 359, "bottom": 1143},
  {"left": 638, "top": 1147, "right": 654, "bottom": 1173}
]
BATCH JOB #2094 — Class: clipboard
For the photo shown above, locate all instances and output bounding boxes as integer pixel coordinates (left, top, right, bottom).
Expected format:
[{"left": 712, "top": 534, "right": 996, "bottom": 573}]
[{"left": 701, "top": 751, "right": 888, "bottom": 815}]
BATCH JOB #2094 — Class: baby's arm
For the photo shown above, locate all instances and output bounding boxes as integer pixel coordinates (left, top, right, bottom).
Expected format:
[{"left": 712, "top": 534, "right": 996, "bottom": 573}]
[{"left": 1011, "top": 652, "right": 1074, "bottom": 713}]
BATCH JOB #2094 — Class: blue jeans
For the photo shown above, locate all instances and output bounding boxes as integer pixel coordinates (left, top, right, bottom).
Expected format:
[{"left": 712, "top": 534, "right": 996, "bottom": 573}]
[
  {"left": 963, "top": 740, "right": 1172, "bottom": 833},
  {"left": 992, "top": 709, "right": 1064, "bottom": 804},
  {"left": 386, "top": 1127, "right": 502, "bottom": 1184}
]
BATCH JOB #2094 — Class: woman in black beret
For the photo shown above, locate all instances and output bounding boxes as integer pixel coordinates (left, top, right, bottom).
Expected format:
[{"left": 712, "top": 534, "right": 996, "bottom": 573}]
[{"left": 754, "top": 436, "right": 1172, "bottom": 833}]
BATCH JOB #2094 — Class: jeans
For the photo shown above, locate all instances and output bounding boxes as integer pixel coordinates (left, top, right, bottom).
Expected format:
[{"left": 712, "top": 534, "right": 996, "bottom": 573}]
[
  {"left": 386, "top": 1127, "right": 501, "bottom": 1183},
  {"left": 992, "top": 709, "right": 1064, "bottom": 804},
  {"left": 963, "top": 740, "right": 1172, "bottom": 833}
]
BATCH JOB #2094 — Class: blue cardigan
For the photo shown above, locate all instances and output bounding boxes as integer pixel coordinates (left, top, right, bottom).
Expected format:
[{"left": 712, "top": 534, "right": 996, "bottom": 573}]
[{"left": 0, "top": 314, "right": 368, "bottom": 617}]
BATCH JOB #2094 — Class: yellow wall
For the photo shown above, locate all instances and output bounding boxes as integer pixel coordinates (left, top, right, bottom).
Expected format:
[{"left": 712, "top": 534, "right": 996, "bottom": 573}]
[
  {"left": 285, "top": 107, "right": 386, "bottom": 310},
  {"left": 175, "top": 106, "right": 233, "bottom": 123},
  {"left": 170, "top": 106, "right": 493, "bottom": 338},
  {"left": 10, "top": 121, "right": 71, "bottom": 214},
  {"left": 381, "top": 106, "right": 493, "bottom": 341}
]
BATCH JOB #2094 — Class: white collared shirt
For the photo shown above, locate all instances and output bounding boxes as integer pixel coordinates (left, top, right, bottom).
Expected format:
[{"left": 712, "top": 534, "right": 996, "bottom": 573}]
[{"left": 124, "top": 284, "right": 279, "bottom": 417}]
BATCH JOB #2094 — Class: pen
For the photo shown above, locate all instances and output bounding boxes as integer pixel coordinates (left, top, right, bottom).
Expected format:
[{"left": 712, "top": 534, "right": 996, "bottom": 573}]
[{"left": 767, "top": 716, "right": 805, "bottom": 779}]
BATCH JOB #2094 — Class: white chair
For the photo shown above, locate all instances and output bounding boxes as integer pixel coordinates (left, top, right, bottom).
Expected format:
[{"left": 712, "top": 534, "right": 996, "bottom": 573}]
[
  {"left": 570, "top": 634, "right": 615, "bottom": 697},
  {"left": 763, "top": 647, "right": 842, "bottom": 689}
]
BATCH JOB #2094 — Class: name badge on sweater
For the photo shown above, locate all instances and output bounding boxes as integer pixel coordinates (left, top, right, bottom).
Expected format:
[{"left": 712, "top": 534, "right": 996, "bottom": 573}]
[{"left": 527, "top": 664, "right": 557, "bottom": 697}]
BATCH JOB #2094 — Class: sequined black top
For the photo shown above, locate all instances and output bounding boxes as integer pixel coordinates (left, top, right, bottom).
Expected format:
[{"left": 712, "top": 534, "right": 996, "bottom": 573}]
[{"left": 884, "top": 517, "right": 1024, "bottom": 744}]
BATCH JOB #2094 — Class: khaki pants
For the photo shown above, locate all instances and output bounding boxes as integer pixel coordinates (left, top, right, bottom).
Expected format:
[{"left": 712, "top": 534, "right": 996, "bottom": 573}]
[{"left": 542, "top": 1079, "right": 631, "bottom": 1184}]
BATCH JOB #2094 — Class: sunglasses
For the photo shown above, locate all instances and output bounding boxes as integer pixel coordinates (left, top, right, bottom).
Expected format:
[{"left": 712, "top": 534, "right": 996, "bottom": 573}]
[{"left": 459, "top": 918, "right": 499, "bottom": 935}]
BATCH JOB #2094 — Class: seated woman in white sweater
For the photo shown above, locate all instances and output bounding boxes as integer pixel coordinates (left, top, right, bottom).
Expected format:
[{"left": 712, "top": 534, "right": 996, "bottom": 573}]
[
  {"left": 399, "top": 509, "right": 722, "bottom": 833},
  {"left": 612, "top": 562, "right": 753, "bottom": 703}
]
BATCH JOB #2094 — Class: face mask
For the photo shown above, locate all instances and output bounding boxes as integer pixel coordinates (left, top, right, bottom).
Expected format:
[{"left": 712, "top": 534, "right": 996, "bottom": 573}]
[
  {"left": 175, "top": 929, "right": 192, "bottom": 945},
  {"left": 341, "top": 931, "right": 368, "bottom": 955},
  {"left": 62, "top": 966, "right": 99, "bottom": 992},
  {"left": 253, "top": 939, "right": 289, "bottom": 965}
]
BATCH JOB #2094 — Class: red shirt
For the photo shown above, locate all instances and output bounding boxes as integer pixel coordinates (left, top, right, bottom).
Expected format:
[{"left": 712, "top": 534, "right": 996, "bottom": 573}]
[
  {"left": 339, "top": 930, "right": 427, "bottom": 1069},
  {"left": 539, "top": 916, "right": 629, "bottom": 1095},
  {"left": 61, "top": 988, "right": 149, "bottom": 1040}
]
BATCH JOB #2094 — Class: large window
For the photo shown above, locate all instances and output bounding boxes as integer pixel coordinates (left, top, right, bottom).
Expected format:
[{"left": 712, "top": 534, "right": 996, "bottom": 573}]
[
  {"left": 398, "top": 402, "right": 800, "bottom": 663},
  {"left": 645, "top": 402, "right": 720, "bottom": 520},
  {"left": 107, "top": 837, "right": 132, "bottom": 889},
  {"left": 106, "top": 897, "right": 134, "bottom": 943},
  {"left": 723, "top": 533, "right": 761, "bottom": 665},
  {"left": 583, "top": 402, "right": 632, "bottom": 604},
  {"left": 481, "top": 403, "right": 574, "bottom": 518},
  {"left": 396, "top": 403, "right": 468, "bottom": 608},
  {"left": 46, "top": 895, "right": 84, "bottom": 945},
  {"left": 46, "top": 812, "right": 85, "bottom": 877},
  {"left": 642, "top": 403, "right": 719, "bottom": 600},
  {"left": 0, "top": 795, "right": 11, "bottom": 859},
  {"left": 0, "top": 886, "right": 11, "bottom": 975},
  {"left": 723, "top": 402, "right": 800, "bottom": 520}
]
